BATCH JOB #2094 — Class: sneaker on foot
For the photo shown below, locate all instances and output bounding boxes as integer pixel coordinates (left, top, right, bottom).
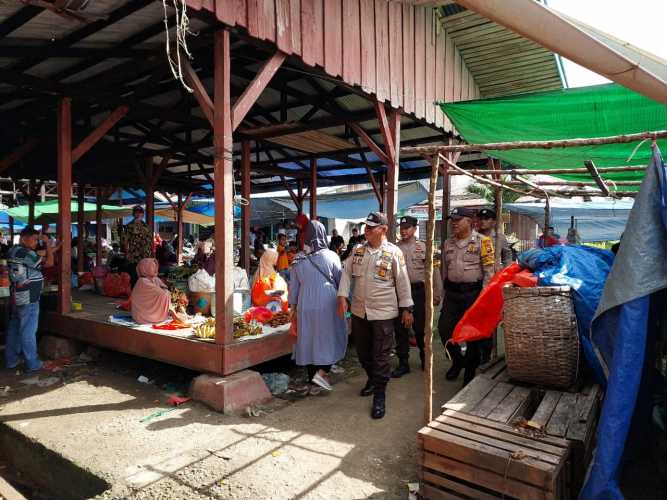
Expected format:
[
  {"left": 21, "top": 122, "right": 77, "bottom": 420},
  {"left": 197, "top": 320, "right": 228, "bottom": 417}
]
[{"left": 312, "top": 372, "right": 332, "bottom": 391}]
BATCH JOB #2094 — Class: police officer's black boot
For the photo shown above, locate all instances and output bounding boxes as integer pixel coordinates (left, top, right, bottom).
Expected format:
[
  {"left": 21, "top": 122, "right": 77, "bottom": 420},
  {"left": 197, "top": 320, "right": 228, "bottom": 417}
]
[
  {"left": 391, "top": 361, "right": 410, "bottom": 378},
  {"left": 359, "top": 379, "right": 375, "bottom": 397},
  {"left": 371, "top": 393, "right": 386, "bottom": 419}
]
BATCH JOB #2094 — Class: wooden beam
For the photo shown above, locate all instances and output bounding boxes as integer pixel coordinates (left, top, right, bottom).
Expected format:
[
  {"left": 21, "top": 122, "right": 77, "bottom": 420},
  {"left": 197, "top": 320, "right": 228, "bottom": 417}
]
[
  {"left": 404, "top": 130, "right": 667, "bottom": 155},
  {"left": 72, "top": 106, "right": 129, "bottom": 163},
  {"left": 231, "top": 51, "right": 286, "bottom": 131},
  {"left": 95, "top": 187, "right": 103, "bottom": 267},
  {"left": 310, "top": 158, "right": 317, "bottom": 221},
  {"left": 281, "top": 176, "right": 302, "bottom": 211},
  {"left": 77, "top": 185, "right": 85, "bottom": 274},
  {"left": 0, "top": 137, "right": 39, "bottom": 175},
  {"left": 0, "top": 5, "right": 41, "bottom": 38},
  {"left": 374, "top": 101, "right": 395, "bottom": 164},
  {"left": 385, "top": 110, "right": 401, "bottom": 241},
  {"left": 213, "top": 29, "right": 235, "bottom": 345},
  {"left": 366, "top": 167, "right": 383, "bottom": 207},
  {"left": 176, "top": 192, "right": 184, "bottom": 265},
  {"left": 241, "top": 141, "right": 252, "bottom": 272},
  {"left": 182, "top": 58, "right": 214, "bottom": 127},
  {"left": 57, "top": 97, "right": 72, "bottom": 315},
  {"left": 144, "top": 157, "right": 155, "bottom": 235},
  {"left": 584, "top": 160, "right": 611, "bottom": 196},
  {"left": 350, "top": 123, "right": 392, "bottom": 166}
]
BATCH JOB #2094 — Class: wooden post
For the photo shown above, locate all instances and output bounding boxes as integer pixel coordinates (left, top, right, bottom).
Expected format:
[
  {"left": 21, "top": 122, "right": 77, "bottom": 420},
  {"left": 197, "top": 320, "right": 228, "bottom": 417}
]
[
  {"left": 77, "top": 184, "right": 85, "bottom": 273},
  {"left": 379, "top": 173, "right": 386, "bottom": 212},
  {"left": 145, "top": 157, "right": 155, "bottom": 236},
  {"left": 213, "top": 29, "right": 234, "bottom": 345},
  {"left": 544, "top": 198, "right": 551, "bottom": 247},
  {"left": 385, "top": 110, "right": 401, "bottom": 242},
  {"left": 28, "top": 179, "right": 35, "bottom": 227},
  {"left": 57, "top": 97, "right": 72, "bottom": 315},
  {"left": 440, "top": 162, "right": 450, "bottom": 278},
  {"left": 424, "top": 154, "right": 440, "bottom": 425},
  {"left": 241, "top": 140, "right": 251, "bottom": 272},
  {"left": 310, "top": 158, "right": 317, "bottom": 220},
  {"left": 96, "top": 187, "right": 103, "bottom": 267},
  {"left": 492, "top": 159, "right": 504, "bottom": 269},
  {"left": 9, "top": 216, "right": 14, "bottom": 243},
  {"left": 297, "top": 180, "right": 304, "bottom": 215},
  {"left": 176, "top": 192, "right": 184, "bottom": 265}
]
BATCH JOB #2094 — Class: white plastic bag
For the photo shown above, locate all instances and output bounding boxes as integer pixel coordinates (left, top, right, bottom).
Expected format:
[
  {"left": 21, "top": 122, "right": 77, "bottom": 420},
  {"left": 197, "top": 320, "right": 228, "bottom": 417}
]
[{"left": 188, "top": 269, "right": 216, "bottom": 292}]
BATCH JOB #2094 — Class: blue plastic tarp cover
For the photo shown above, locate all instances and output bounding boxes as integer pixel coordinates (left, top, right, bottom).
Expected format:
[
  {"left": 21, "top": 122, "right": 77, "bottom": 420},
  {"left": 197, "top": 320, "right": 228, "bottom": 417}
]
[
  {"left": 581, "top": 146, "right": 667, "bottom": 500},
  {"left": 518, "top": 245, "right": 613, "bottom": 383}
]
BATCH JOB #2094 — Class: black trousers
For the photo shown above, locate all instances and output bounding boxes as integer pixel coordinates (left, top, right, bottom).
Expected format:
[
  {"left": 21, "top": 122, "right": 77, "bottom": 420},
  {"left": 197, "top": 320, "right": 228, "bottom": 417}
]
[
  {"left": 395, "top": 283, "right": 426, "bottom": 365},
  {"left": 125, "top": 261, "right": 139, "bottom": 287},
  {"left": 437, "top": 285, "right": 482, "bottom": 383},
  {"left": 352, "top": 315, "right": 396, "bottom": 395}
]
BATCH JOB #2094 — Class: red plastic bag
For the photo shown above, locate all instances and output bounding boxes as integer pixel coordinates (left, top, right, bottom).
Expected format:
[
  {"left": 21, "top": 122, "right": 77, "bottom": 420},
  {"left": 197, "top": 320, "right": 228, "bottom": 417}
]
[
  {"left": 244, "top": 306, "right": 273, "bottom": 324},
  {"left": 103, "top": 272, "right": 132, "bottom": 298},
  {"left": 452, "top": 263, "right": 530, "bottom": 344},
  {"left": 511, "top": 269, "right": 538, "bottom": 288},
  {"left": 79, "top": 272, "right": 95, "bottom": 286}
]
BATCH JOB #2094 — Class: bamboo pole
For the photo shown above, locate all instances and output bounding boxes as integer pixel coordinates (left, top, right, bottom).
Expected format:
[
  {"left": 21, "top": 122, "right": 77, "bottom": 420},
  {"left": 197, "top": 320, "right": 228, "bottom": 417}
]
[
  {"left": 402, "top": 130, "right": 667, "bottom": 155},
  {"left": 448, "top": 165, "right": 646, "bottom": 176},
  {"left": 424, "top": 154, "right": 440, "bottom": 425},
  {"left": 505, "top": 180, "right": 642, "bottom": 187}
]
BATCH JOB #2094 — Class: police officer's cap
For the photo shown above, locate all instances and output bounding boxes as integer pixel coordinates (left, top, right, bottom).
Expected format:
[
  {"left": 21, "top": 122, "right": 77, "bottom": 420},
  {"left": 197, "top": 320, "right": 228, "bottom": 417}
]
[
  {"left": 399, "top": 215, "right": 418, "bottom": 227},
  {"left": 448, "top": 207, "right": 475, "bottom": 220},
  {"left": 364, "top": 211, "right": 389, "bottom": 227},
  {"left": 477, "top": 208, "right": 496, "bottom": 219}
]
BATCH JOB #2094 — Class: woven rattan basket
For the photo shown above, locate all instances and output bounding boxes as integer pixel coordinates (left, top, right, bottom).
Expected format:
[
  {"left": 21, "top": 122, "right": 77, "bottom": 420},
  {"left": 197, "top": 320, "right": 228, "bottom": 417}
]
[{"left": 502, "top": 285, "right": 580, "bottom": 389}]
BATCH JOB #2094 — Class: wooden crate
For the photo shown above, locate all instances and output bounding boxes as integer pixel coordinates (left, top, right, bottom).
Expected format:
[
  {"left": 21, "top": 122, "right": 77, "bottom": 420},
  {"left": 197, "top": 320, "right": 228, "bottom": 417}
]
[
  {"left": 419, "top": 359, "right": 601, "bottom": 498},
  {"left": 418, "top": 410, "right": 570, "bottom": 499}
]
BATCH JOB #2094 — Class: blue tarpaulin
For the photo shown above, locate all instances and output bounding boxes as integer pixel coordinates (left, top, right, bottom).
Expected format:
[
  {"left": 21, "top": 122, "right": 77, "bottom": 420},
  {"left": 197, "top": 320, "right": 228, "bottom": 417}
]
[
  {"left": 581, "top": 146, "right": 667, "bottom": 499},
  {"left": 506, "top": 200, "right": 632, "bottom": 242}
]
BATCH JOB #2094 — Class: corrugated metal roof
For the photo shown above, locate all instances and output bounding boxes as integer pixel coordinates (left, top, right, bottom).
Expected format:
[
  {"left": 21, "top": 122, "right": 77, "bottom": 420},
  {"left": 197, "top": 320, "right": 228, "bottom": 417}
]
[{"left": 440, "top": 8, "right": 564, "bottom": 97}]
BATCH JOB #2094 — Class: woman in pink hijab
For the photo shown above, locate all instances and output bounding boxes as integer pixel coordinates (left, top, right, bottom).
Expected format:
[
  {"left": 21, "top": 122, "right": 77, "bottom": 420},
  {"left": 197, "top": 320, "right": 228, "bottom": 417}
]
[{"left": 130, "top": 258, "right": 171, "bottom": 324}]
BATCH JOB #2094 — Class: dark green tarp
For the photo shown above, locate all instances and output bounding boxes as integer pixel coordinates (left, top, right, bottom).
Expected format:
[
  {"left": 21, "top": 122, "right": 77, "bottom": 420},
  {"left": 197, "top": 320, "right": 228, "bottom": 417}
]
[{"left": 441, "top": 83, "right": 667, "bottom": 190}]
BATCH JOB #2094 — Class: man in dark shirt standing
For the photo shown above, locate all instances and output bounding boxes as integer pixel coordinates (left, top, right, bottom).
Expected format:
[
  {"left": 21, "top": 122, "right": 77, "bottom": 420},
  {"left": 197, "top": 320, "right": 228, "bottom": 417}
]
[{"left": 6, "top": 227, "right": 57, "bottom": 372}]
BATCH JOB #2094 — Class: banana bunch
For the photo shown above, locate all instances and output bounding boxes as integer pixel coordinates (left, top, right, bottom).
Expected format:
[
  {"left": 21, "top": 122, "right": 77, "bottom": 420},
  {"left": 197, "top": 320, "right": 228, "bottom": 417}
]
[
  {"left": 193, "top": 317, "right": 216, "bottom": 339},
  {"left": 233, "top": 317, "right": 263, "bottom": 339}
]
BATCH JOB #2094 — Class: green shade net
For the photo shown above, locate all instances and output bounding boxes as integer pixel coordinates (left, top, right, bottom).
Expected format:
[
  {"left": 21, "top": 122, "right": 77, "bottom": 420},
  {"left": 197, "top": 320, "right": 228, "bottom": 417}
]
[
  {"left": 441, "top": 83, "right": 667, "bottom": 191},
  {"left": 5, "top": 200, "right": 133, "bottom": 225}
]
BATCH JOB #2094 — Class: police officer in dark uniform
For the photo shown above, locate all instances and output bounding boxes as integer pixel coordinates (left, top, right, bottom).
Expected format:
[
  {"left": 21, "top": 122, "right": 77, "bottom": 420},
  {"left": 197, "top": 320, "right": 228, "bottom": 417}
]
[
  {"left": 392, "top": 215, "right": 443, "bottom": 377},
  {"left": 438, "top": 207, "right": 495, "bottom": 386}
]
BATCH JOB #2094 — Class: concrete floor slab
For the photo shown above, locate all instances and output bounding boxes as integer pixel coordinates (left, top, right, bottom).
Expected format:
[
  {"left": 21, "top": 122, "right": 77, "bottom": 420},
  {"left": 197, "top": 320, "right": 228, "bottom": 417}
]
[{"left": 0, "top": 348, "right": 460, "bottom": 500}]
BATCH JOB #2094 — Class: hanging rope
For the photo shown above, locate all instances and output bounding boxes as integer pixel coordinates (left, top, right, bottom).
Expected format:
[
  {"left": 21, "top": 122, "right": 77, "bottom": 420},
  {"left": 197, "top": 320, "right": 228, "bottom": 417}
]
[{"left": 162, "top": 0, "right": 195, "bottom": 93}]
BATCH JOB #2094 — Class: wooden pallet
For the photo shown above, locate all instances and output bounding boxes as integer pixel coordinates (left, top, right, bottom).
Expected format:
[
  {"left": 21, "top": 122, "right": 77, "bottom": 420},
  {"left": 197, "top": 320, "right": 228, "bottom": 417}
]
[
  {"left": 418, "top": 409, "right": 570, "bottom": 499},
  {"left": 419, "top": 359, "right": 601, "bottom": 499}
]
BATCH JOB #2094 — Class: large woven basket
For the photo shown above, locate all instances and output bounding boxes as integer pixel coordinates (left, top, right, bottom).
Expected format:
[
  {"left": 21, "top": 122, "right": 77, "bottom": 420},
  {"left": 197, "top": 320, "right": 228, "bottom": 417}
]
[{"left": 502, "top": 285, "right": 580, "bottom": 389}]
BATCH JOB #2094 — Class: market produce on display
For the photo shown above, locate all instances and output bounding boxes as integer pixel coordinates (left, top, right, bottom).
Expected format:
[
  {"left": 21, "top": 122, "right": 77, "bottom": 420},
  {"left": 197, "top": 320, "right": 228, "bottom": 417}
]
[
  {"left": 193, "top": 317, "right": 216, "bottom": 339},
  {"left": 267, "top": 311, "right": 290, "bottom": 328},
  {"left": 244, "top": 306, "right": 273, "bottom": 324},
  {"left": 233, "top": 316, "right": 263, "bottom": 339}
]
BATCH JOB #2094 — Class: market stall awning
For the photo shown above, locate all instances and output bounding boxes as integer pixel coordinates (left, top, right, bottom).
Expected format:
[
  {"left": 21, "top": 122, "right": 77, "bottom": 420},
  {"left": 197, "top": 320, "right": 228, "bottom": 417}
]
[
  {"left": 506, "top": 200, "right": 633, "bottom": 242},
  {"left": 441, "top": 83, "right": 667, "bottom": 188},
  {"left": 4, "top": 200, "right": 133, "bottom": 225},
  {"left": 154, "top": 208, "right": 214, "bottom": 226}
]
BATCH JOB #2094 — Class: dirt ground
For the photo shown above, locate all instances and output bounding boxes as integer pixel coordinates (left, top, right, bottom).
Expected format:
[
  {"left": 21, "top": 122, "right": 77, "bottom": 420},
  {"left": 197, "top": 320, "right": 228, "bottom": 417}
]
[{"left": 0, "top": 342, "right": 461, "bottom": 500}]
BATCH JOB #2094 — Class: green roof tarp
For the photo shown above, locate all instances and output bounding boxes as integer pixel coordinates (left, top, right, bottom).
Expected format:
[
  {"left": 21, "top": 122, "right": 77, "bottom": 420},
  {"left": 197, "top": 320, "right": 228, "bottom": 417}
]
[
  {"left": 4, "top": 200, "right": 133, "bottom": 225},
  {"left": 441, "top": 83, "right": 667, "bottom": 190}
]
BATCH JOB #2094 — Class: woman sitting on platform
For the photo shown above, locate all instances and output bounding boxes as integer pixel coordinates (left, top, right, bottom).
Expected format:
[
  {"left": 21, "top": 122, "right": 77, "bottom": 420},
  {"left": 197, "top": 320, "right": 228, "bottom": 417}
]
[
  {"left": 130, "top": 258, "right": 171, "bottom": 325},
  {"left": 250, "top": 249, "right": 288, "bottom": 312}
]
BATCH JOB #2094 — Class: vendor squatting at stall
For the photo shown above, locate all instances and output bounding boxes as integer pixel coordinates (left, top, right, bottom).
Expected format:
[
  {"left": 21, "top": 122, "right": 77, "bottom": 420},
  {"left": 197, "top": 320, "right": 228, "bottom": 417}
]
[
  {"left": 251, "top": 249, "right": 289, "bottom": 312},
  {"left": 130, "top": 258, "right": 186, "bottom": 325}
]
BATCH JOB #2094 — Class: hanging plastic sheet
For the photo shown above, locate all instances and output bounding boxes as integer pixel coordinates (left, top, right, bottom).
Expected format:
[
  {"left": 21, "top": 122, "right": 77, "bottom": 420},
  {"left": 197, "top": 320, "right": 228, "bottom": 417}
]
[{"left": 582, "top": 146, "right": 667, "bottom": 500}]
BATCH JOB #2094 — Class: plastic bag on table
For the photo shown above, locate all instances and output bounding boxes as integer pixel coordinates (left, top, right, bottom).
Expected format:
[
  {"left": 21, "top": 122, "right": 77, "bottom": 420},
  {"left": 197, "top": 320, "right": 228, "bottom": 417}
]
[
  {"left": 188, "top": 269, "right": 216, "bottom": 292},
  {"left": 451, "top": 263, "right": 529, "bottom": 344}
]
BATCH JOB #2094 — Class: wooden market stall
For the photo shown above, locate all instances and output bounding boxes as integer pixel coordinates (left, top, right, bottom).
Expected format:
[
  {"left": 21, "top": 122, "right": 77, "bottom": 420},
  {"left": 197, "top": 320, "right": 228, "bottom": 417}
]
[{"left": 1, "top": 1, "right": 567, "bottom": 375}]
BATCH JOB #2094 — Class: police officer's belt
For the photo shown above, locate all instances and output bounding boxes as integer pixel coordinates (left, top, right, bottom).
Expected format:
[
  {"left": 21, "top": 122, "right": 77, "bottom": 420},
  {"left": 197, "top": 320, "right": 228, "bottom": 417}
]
[{"left": 444, "top": 280, "right": 482, "bottom": 293}]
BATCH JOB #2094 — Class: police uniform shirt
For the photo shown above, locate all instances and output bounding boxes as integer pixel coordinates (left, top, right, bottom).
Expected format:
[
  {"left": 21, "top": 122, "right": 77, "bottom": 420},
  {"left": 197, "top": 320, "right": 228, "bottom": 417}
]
[
  {"left": 397, "top": 238, "right": 443, "bottom": 301},
  {"left": 338, "top": 241, "right": 414, "bottom": 320},
  {"left": 443, "top": 231, "right": 495, "bottom": 284},
  {"left": 484, "top": 229, "right": 512, "bottom": 268}
]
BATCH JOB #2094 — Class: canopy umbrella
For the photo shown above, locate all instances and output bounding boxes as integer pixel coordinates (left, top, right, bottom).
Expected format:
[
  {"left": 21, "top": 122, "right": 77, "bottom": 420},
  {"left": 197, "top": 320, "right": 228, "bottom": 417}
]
[
  {"left": 154, "top": 208, "right": 214, "bottom": 226},
  {"left": 4, "top": 200, "right": 133, "bottom": 225}
]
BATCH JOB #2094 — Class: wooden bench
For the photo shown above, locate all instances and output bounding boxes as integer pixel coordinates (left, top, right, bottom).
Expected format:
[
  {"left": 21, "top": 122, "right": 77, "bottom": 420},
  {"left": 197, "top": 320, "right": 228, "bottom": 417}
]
[{"left": 418, "top": 359, "right": 601, "bottom": 499}]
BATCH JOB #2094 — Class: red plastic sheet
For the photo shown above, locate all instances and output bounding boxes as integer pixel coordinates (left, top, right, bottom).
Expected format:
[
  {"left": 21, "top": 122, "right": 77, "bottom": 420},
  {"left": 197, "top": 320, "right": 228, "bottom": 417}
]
[{"left": 452, "top": 264, "right": 536, "bottom": 344}]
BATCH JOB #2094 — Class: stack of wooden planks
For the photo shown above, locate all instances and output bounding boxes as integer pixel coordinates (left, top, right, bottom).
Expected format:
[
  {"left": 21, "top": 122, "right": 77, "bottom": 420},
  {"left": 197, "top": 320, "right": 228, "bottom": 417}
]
[{"left": 418, "top": 358, "right": 601, "bottom": 499}]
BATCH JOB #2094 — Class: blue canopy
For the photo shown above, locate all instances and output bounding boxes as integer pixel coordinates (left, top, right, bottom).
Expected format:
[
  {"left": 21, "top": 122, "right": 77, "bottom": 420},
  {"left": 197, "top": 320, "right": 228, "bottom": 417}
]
[{"left": 506, "top": 200, "right": 633, "bottom": 242}]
